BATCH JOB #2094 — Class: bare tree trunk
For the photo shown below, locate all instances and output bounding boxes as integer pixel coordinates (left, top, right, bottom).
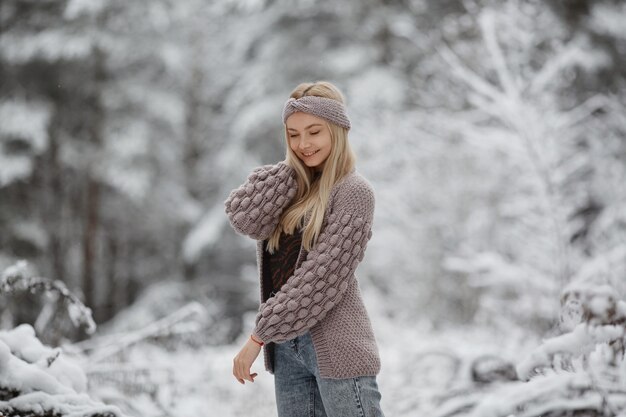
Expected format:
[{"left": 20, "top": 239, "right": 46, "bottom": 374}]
[
  {"left": 82, "top": 46, "right": 106, "bottom": 317},
  {"left": 82, "top": 174, "right": 100, "bottom": 314},
  {"left": 105, "top": 230, "right": 118, "bottom": 319},
  {"left": 47, "top": 119, "right": 65, "bottom": 283},
  {"left": 183, "top": 66, "right": 202, "bottom": 199},
  {"left": 123, "top": 234, "right": 138, "bottom": 308},
  {"left": 182, "top": 40, "right": 204, "bottom": 282}
]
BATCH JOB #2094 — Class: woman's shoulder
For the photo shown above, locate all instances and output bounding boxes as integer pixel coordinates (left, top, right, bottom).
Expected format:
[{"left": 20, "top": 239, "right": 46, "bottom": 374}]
[
  {"left": 329, "top": 171, "right": 375, "bottom": 215},
  {"left": 334, "top": 170, "right": 374, "bottom": 194}
]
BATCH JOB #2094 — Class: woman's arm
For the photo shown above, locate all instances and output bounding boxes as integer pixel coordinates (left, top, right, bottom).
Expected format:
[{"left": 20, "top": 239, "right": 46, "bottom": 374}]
[
  {"left": 251, "top": 180, "right": 375, "bottom": 344},
  {"left": 224, "top": 161, "right": 298, "bottom": 240}
]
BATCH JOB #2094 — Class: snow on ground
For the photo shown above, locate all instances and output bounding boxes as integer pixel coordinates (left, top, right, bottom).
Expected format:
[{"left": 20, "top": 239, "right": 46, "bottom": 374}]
[
  {"left": 6, "top": 282, "right": 623, "bottom": 417},
  {"left": 80, "top": 304, "right": 540, "bottom": 417}
]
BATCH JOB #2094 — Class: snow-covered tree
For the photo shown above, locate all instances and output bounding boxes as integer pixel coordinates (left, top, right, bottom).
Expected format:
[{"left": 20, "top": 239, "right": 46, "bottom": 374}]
[{"left": 352, "top": 0, "right": 626, "bottom": 332}]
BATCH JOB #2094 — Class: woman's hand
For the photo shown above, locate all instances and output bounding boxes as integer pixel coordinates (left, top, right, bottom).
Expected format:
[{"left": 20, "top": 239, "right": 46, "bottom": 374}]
[{"left": 233, "top": 336, "right": 262, "bottom": 385}]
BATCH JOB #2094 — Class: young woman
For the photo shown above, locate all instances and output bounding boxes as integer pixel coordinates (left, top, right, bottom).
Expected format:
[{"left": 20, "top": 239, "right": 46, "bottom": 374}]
[{"left": 224, "top": 81, "right": 385, "bottom": 417}]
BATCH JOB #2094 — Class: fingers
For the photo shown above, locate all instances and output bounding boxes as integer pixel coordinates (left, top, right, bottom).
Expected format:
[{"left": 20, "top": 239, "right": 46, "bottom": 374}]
[
  {"left": 239, "top": 357, "right": 249, "bottom": 382},
  {"left": 233, "top": 357, "right": 257, "bottom": 384},
  {"left": 233, "top": 358, "right": 244, "bottom": 384},
  {"left": 233, "top": 340, "right": 263, "bottom": 385},
  {"left": 240, "top": 361, "right": 249, "bottom": 382},
  {"left": 234, "top": 365, "right": 245, "bottom": 384}
]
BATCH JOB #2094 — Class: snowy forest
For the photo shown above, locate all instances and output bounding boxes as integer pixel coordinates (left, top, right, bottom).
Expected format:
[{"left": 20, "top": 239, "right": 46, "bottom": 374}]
[{"left": 1, "top": 0, "right": 625, "bottom": 415}]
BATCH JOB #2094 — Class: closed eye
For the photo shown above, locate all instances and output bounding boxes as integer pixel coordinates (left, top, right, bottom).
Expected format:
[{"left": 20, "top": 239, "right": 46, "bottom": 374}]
[{"left": 289, "top": 131, "right": 320, "bottom": 138}]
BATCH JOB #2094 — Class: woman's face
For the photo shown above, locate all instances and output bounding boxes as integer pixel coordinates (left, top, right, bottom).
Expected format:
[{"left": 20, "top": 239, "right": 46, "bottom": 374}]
[{"left": 286, "top": 112, "right": 332, "bottom": 172}]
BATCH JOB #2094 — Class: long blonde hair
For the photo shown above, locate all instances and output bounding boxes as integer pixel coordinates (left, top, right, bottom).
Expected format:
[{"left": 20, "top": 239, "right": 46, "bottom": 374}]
[{"left": 266, "top": 81, "right": 356, "bottom": 254}]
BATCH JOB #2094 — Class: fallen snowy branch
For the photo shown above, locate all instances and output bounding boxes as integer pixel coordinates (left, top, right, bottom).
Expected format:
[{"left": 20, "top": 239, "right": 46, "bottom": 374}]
[{"left": 68, "top": 302, "right": 206, "bottom": 366}]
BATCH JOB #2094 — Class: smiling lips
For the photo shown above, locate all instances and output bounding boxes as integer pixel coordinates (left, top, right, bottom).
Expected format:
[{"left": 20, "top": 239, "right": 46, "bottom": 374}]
[{"left": 302, "top": 150, "right": 319, "bottom": 157}]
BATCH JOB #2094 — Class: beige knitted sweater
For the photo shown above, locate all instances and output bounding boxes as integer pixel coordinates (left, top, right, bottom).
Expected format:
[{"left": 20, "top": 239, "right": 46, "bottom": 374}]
[{"left": 223, "top": 161, "right": 381, "bottom": 379}]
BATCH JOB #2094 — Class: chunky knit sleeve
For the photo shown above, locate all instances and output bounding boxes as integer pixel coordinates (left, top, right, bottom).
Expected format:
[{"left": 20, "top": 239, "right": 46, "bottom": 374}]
[
  {"left": 251, "top": 179, "right": 375, "bottom": 344},
  {"left": 224, "top": 161, "right": 298, "bottom": 241}
]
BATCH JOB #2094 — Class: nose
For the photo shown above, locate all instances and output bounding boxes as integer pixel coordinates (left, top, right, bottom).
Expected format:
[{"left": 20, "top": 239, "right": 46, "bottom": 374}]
[{"left": 299, "top": 138, "right": 311, "bottom": 150}]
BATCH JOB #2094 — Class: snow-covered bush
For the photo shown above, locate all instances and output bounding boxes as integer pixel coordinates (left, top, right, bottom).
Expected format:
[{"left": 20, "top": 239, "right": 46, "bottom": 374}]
[
  {"left": 0, "top": 324, "right": 127, "bottom": 417},
  {"left": 0, "top": 262, "right": 129, "bottom": 417},
  {"left": 434, "top": 281, "right": 626, "bottom": 417},
  {"left": 0, "top": 260, "right": 217, "bottom": 417},
  {"left": 0, "top": 260, "right": 96, "bottom": 345},
  {"left": 517, "top": 282, "right": 626, "bottom": 381}
]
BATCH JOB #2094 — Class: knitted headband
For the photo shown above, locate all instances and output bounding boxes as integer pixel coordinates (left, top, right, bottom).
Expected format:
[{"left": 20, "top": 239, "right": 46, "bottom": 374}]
[{"left": 282, "top": 95, "right": 351, "bottom": 130}]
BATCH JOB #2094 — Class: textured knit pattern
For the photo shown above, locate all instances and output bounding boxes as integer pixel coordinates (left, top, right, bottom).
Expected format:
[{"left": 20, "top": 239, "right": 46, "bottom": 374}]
[
  {"left": 223, "top": 161, "right": 381, "bottom": 379},
  {"left": 267, "top": 229, "right": 303, "bottom": 296},
  {"left": 283, "top": 96, "right": 351, "bottom": 130},
  {"left": 224, "top": 161, "right": 298, "bottom": 241}
]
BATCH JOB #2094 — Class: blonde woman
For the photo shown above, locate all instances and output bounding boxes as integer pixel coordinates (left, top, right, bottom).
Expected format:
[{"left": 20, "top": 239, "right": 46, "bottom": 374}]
[{"left": 224, "top": 81, "right": 385, "bottom": 416}]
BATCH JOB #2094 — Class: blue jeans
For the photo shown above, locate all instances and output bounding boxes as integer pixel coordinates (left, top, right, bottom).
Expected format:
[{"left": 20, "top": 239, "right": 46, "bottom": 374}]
[{"left": 273, "top": 330, "right": 385, "bottom": 417}]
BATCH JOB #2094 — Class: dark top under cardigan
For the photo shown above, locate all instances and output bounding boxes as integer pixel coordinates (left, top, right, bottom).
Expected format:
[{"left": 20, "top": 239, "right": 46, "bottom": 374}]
[
  {"left": 265, "top": 228, "right": 303, "bottom": 298},
  {"left": 261, "top": 228, "right": 303, "bottom": 370}
]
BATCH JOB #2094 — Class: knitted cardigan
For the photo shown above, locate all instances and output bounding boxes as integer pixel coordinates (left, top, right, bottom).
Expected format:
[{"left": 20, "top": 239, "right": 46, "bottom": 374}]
[{"left": 223, "top": 161, "right": 381, "bottom": 379}]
